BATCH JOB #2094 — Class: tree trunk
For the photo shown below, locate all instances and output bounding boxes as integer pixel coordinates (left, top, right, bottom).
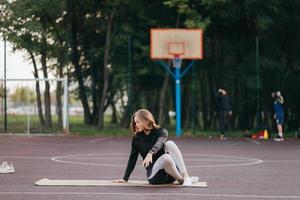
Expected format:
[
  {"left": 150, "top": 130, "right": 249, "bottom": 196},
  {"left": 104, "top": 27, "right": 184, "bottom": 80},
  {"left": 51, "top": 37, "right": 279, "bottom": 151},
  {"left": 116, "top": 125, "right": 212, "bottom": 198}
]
[
  {"left": 91, "top": 63, "right": 100, "bottom": 125},
  {"left": 98, "top": 7, "right": 116, "bottom": 128},
  {"left": 41, "top": 30, "right": 52, "bottom": 127},
  {"left": 201, "top": 70, "right": 210, "bottom": 129},
  {"left": 183, "top": 83, "right": 193, "bottom": 129},
  {"left": 110, "top": 100, "right": 118, "bottom": 124},
  {"left": 45, "top": 15, "right": 65, "bottom": 130},
  {"left": 121, "top": 83, "right": 137, "bottom": 128},
  {"left": 29, "top": 51, "right": 45, "bottom": 126},
  {"left": 201, "top": 35, "right": 218, "bottom": 130},
  {"left": 67, "top": 0, "right": 92, "bottom": 124},
  {"left": 56, "top": 52, "right": 64, "bottom": 130},
  {"left": 158, "top": 67, "right": 170, "bottom": 125}
]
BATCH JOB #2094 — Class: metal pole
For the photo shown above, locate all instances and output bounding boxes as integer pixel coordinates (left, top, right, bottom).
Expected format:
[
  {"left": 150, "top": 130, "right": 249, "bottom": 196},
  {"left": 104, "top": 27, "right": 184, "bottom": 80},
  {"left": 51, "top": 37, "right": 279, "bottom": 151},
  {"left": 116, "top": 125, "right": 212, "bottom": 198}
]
[
  {"left": 4, "top": 37, "right": 7, "bottom": 133},
  {"left": 191, "top": 64, "right": 196, "bottom": 134},
  {"left": 128, "top": 36, "right": 132, "bottom": 112},
  {"left": 63, "top": 76, "right": 69, "bottom": 134},
  {"left": 174, "top": 59, "right": 181, "bottom": 137},
  {"left": 256, "top": 36, "right": 261, "bottom": 128},
  {"left": 158, "top": 59, "right": 195, "bottom": 137}
]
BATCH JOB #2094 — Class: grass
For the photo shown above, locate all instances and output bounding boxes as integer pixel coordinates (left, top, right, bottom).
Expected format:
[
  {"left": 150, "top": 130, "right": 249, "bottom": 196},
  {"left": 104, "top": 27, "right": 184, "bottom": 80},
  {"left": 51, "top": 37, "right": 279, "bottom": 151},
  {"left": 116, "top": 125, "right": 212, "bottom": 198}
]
[
  {"left": 0, "top": 114, "right": 129, "bottom": 136},
  {"left": 1, "top": 114, "right": 299, "bottom": 139},
  {"left": 1, "top": 114, "right": 60, "bottom": 133}
]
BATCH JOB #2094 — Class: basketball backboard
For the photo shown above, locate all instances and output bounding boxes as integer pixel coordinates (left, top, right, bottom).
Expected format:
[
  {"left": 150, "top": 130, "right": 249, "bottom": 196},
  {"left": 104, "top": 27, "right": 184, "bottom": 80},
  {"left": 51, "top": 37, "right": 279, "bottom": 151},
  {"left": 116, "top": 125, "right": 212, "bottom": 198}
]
[{"left": 150, "top": 28, "right": 203, "bottom": 60}]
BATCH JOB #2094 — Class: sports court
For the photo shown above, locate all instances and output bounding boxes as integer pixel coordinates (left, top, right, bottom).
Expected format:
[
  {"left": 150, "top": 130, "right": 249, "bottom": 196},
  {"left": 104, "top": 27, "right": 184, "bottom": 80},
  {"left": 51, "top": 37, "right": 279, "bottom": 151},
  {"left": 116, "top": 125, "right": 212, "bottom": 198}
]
[
  {"left": 1, "top": 2, "right": 300, "bottom": 200},
  {"left": 1, "top": 135, "right": 300, "bottom": 200}
]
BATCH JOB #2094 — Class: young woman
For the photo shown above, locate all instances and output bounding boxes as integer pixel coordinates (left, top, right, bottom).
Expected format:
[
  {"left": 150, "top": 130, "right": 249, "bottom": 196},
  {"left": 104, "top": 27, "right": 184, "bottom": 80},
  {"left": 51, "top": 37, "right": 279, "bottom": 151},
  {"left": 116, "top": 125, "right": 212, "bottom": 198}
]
[
  {"left": 113, "top": 109, "right": 198, "bottom": 186},
  {"left": 272, "top": 91, "right": 284, "bottom": 141}
]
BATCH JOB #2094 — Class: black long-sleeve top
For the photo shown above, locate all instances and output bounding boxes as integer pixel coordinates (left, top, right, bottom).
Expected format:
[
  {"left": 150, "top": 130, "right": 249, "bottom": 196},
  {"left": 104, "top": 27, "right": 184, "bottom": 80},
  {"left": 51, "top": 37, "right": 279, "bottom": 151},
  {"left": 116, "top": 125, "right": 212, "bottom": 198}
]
[
  {"left": 215, "top": 92, "right": 231, "bottom": 112},
  {"left": 122, "top": 128, "right": 168, "bottom": 181}
]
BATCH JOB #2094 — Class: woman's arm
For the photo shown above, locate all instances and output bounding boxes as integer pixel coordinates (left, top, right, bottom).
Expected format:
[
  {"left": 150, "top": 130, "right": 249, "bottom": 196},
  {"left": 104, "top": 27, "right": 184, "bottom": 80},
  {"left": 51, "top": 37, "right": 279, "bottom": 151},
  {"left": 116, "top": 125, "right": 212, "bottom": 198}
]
[
  {"left": 143, "top": 129, "right": 168, "bottom": 167},
  {"left": 148, "top": 129, "right": 168, "bottom": 154},
  {"left": 122, "top": 138, "right": 139, "bottom": 181},
  {"left": 277, "top": 96, "right": 284, "bottom": 104}
]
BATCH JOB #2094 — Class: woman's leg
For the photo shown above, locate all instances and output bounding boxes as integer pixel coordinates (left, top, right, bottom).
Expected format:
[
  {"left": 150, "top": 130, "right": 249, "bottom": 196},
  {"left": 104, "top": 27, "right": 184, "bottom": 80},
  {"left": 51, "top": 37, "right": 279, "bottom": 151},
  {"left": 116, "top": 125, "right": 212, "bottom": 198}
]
[
  {"left": 164, "top": 140, "right": 195, "bottom": 185},
  {"left": 148, "top": 154, "right": 184, "bottom": 184},
  {"left": 164, "top": 141, "right": 188, "bottom": 174},
  {"left": 219, "top": 111, "right": 226, "bottom": 139}
]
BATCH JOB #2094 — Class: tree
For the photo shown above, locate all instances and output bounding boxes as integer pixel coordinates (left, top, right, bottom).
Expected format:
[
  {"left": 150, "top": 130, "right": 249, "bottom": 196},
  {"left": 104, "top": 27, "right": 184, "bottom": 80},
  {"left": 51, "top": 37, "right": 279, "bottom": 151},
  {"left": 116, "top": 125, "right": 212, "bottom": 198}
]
[{"left": 10, "top": 87, "right": 35, "bottom": 105}]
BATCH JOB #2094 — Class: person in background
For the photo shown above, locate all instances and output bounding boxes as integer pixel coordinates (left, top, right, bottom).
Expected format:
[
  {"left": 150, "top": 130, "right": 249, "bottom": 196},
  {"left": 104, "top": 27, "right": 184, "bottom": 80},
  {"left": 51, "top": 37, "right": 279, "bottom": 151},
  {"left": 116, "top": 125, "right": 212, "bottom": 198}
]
[
  {"left": 113, "top": 109, "right": 199, "bottom": 186},
  {"left": 272, "top": 91, "right": 284, "bottom": 141},
  {"left": 215, "top": 89, "right": 232, "bottom": 140}
]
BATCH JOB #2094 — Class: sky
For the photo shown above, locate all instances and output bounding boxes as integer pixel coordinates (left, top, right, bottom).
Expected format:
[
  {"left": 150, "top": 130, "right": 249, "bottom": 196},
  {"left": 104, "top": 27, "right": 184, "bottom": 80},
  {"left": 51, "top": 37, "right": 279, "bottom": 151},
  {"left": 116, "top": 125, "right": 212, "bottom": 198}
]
[
  {"left": 0, "top": 39, "right": 33, "bottom": 79},
  {"left": 0, "top": 39, "right": 63, "bottom": 94},
  {"left": 0, "top": 39, "right": 38, "bottom": 91}
]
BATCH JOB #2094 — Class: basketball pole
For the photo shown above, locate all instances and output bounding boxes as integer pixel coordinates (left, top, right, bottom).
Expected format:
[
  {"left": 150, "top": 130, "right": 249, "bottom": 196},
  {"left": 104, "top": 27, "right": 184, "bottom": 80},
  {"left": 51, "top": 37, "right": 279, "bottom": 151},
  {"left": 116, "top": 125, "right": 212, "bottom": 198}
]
[
  {"left": 174, "top": 61, "right": 181, "bottom": 136},
  {"left": 255, "top": 36, "right": 261, "bottom": 129},
  {"left": 151, "top": 28, "right": 203, "bottom": 137},
  {"left": 158, "top": 59, "right": 195, "bottom": 137}
]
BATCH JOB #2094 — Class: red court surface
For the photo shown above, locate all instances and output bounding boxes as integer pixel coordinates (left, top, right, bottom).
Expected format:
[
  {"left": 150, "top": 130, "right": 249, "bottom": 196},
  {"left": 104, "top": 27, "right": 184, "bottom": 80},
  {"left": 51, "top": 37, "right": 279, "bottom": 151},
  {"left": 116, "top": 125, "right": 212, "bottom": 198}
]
[{"left": 0, "top": 135, "right": 300, "bottom": 200}]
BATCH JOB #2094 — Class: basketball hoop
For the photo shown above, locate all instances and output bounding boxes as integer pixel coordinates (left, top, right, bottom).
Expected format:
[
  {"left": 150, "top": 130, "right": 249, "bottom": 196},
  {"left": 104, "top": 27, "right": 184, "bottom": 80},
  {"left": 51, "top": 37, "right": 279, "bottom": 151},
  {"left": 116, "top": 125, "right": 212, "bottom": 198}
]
[
  {"left": 172, "top": 55, "right": 182, "bottom": 68},
  {"left": 168, "top": 42, "right": 185, "bottom": 57},
  {"left": 150, "top": 28, "right": 204, "bottom": 137}
]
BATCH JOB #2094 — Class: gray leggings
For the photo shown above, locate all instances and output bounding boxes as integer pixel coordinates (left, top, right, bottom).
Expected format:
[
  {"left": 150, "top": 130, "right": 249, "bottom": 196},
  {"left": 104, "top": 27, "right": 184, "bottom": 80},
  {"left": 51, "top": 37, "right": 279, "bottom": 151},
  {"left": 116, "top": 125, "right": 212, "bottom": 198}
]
[{"left": 148, "top": 141, "right": 187, "bottom": 184}]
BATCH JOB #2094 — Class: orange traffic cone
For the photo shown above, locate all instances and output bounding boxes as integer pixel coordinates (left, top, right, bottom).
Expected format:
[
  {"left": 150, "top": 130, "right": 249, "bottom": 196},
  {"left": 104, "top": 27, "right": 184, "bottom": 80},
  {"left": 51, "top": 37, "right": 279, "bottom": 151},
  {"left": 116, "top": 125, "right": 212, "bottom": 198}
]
[{"left": 264, "top": 129, "right": 269, "bottom": 139}]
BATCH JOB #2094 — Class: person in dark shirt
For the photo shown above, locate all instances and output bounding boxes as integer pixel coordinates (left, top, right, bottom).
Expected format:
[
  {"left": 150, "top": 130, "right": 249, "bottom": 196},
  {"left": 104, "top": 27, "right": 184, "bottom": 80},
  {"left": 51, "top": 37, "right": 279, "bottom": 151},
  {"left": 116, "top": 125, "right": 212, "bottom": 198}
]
[
  {"left": 272, "top": 91, "right": 284, "bottom": 141},
  {"left": 215, "top": 89, "right": 232, "bottom": 140},
  {"left": 113, "top": 109, "right": 198, "bottom": 186}
]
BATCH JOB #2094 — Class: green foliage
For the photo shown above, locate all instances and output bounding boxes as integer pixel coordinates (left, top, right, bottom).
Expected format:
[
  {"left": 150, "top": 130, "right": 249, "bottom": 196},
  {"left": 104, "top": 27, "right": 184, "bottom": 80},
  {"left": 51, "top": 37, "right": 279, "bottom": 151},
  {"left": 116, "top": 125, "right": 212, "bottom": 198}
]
[
  {"left": 164, "top": 0, "right": 210, "bottom": 28},
  {"left": 10, "top": 87, "right": 35, "bottom": 104},
  {"left": 1, "top": 0, "right": 300, "bottom": 133},
  {"left": 0, "top": 83, "right": 5, "bottom": 98}
]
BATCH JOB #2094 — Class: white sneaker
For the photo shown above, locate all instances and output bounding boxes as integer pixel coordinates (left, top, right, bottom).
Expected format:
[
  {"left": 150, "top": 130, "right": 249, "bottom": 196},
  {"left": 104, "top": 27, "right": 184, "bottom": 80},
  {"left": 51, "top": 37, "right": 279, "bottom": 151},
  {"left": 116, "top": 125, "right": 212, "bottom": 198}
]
[
  {"left": 1, "top": 161, "right": 9, "bottom": 168},
  {"left": 0, "top": 162, "right": 15, "bottom": 173},
  {"left": 190, "top": 176, "right": 199, "bottom": 183},
  {"left": 274, "top": 135, "right": 284, "bottom": 142},
  {"left": 0, "top": 166, "right": 14, "bottom": 173},
  {"left": 182, "top": 177, "right": 192, "bottom": 186},
  {"left": 9, "top": 164, "right": 15, "bottom": 173},
  {"left": 182, "top": 176, "right": 199, "bottom": 186}
]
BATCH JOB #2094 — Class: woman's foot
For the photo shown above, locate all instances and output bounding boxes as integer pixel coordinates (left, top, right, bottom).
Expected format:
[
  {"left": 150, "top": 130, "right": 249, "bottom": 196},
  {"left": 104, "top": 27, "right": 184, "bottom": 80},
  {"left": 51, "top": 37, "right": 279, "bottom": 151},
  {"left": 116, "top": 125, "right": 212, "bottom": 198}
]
[
  {"left": 190, "top": 176, "right": 199, "bottom": 183},
  {"left": 220, "top": 134, "right": 227, "bottom": 140},
  {"left": 182, "top": 176, "right": 199, "bottom": 186}
]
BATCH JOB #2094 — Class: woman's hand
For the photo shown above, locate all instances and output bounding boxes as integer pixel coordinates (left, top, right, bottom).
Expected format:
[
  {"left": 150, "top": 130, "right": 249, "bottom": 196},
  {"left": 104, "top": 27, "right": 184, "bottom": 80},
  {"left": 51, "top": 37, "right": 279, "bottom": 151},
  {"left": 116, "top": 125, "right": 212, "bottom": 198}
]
[
  {"left": 142, "top": 152, "right": 153, "bottom": 167},
  {"left": 112, "top": 179, "right": 127, "bottom": 183}
]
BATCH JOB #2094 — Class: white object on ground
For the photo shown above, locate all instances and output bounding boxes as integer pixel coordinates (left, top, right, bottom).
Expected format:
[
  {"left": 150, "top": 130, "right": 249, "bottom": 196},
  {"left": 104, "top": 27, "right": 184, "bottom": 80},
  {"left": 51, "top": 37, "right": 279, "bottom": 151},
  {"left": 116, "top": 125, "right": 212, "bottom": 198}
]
[{"left": 0, "top": 161, "right": 15, "bottom": 174}]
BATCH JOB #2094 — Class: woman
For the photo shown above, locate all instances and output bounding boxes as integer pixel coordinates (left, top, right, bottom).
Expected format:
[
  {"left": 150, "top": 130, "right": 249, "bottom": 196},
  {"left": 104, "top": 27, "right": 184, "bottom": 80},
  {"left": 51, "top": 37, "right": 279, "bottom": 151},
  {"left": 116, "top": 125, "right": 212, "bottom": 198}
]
[
  {"left": 272, "top": 91, "right": 284, "bottom": 141},
  {"left": 113, "top": 109, "right": 198, "bottom": 186}
]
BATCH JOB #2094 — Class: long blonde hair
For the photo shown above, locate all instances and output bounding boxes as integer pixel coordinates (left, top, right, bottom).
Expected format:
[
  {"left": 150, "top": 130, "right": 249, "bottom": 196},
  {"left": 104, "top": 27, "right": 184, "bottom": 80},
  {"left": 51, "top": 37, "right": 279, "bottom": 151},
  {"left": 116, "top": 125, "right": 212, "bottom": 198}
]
[{"left": 130, "top": 109, "right": 160, "bottom": 134}]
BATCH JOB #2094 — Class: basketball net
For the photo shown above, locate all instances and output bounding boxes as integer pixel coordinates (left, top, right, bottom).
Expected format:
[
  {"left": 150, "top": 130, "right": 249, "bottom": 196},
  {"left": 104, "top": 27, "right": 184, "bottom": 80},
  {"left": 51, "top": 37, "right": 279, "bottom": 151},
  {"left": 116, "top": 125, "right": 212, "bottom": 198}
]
[{"left": 172, "top": 54, "right": 182, "bottom": 68}]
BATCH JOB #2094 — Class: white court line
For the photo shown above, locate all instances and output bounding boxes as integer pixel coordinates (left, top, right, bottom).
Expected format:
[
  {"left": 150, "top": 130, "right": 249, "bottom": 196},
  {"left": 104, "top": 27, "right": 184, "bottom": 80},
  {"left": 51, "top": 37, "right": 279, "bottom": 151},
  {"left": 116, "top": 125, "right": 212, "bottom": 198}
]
[
  {"left": 0, "top": 156, "right": 49, "bottom": 159},
  {"left": 1, "top": 192, "right": 300, "bottom": 199},
  {"left": 246, "top": 138, "right": 261, "bottom": 145},
  {"left": 264, "top": 160, "right": 300, "bottom": 163},
  {"left": 88, "top": 137, "right": 112, "bottom": 144},
  {"left": 51, "top": 153, "right": 263, "bottom": 168},
  {"left": 62, "top": 157, "right": 251, "bottom": 162},
  {"left": 1, "top": 155, "right": 298, "bottom": 164}
]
